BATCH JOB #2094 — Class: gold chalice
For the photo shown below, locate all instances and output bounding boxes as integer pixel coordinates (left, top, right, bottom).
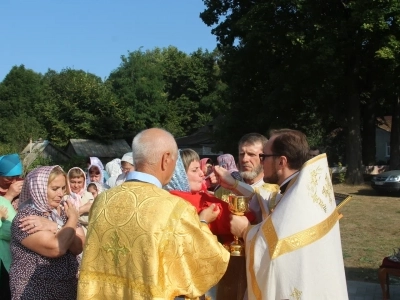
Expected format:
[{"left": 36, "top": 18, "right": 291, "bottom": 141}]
[{"left": 228, "top": 194, "right": 251, "bottom": 256}]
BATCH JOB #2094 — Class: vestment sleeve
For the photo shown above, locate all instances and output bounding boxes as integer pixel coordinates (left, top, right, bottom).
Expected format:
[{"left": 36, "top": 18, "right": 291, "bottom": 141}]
[
  {"left": 236, "top": 181, "right": 255, "bottom": 197},
  {"left": 163, "top": 205, "right": 230, "bottom": 298}
]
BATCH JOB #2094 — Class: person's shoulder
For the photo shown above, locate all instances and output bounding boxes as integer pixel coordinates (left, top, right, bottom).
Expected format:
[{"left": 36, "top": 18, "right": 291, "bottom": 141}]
[{"left": 14, "top": 205, "right": 43, "bottom": 222}]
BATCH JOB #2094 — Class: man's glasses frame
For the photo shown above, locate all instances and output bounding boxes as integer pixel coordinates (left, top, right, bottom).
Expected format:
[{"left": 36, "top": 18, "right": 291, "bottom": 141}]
[{"left": 259, "top": 153, "right": 280, "bottom": 162}]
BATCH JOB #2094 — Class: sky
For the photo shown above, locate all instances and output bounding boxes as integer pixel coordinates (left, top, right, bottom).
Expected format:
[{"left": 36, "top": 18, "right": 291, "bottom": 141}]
[{"left": 0, "top": 0, "right": 218, "bottom": 81}]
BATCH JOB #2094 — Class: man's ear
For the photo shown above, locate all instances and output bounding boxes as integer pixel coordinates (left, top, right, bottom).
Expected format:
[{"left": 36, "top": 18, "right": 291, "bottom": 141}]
[
  {"left": 161, "top": 152, "right": 171, "bottom": 171},
  {"left": 278, "top": 156, "right": 288, "bottom": 168}
]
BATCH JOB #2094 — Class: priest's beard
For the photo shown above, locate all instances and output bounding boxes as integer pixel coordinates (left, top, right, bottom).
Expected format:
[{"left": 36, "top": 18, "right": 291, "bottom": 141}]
[
  {"left": 240, "top": 164, "right": 263, "bottom": 181},
  {"left": 263, "top": 164, "right": 279, "bottom": 184}
]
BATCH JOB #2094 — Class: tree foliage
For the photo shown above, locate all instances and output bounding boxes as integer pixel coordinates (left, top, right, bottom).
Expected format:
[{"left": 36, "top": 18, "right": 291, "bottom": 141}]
[
  {"left": 38, "top": 69, "right": 126, "bottom": 146},
  {"left": 0, "top": 65, "right": 47, "bottom": 150},
  {"left": 201, "top": 0, "right": 400, "bottom": 184},
  {"left": 108, "top": 47, "right": 226, "bottom": 138}
]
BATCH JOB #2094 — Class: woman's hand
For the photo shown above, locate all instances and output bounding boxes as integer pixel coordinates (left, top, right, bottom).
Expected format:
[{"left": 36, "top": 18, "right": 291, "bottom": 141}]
[
  {"left": 4, "top": 180, "right": 23, "bottom": 200},
  {"left": 199, "top": 203, "right": 220, "bottom": 224},
  {"left": 0, "top": 206, "right": 8, "bottom": 221},
  {"left": 19, "top": 215, "right": 57, "bottom": 234},
  {"left": 64, "top": 199, "right": 79, "bottom": 221}
]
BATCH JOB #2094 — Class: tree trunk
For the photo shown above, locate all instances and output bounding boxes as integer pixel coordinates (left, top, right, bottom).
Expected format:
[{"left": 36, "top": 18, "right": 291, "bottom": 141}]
[
  {"left": 389, "top": 95, "right": 400, "bottom": 170},
  {"left": 345, "top": 89, "right": 364, "bottom": 185},
  {"left": 361, "top": 99, "right": 376, "bottom": 166}
]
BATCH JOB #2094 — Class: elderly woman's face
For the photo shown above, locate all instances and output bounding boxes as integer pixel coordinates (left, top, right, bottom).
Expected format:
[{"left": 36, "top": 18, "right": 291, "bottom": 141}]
[
  {"left": 47, "top": 174, "right": 66, "bottom": 209},
  {"left": 187, "top": 160, "right": 204, "bottom": 192}
]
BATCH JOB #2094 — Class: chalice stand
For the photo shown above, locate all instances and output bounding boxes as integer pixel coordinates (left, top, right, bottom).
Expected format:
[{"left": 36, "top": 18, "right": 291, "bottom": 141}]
[{"left": 228, "top": 195, "right": 251, "bottom": 256}]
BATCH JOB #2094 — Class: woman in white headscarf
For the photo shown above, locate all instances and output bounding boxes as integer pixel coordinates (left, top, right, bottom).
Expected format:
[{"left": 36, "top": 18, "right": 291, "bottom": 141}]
[
  {"left": 105, "top": 158, "right": 122, "bottom": 188},
  {"left": 87, "top": 163, "right": 110, "bottom": 190},
  {"left": 86, "top": 157, "right": 110, "bottom": 184},
  {"left": 9, "top": 166, "right": 84, "bottom": 299},
  {"left": 115, "top": 152, "right": 134, "bottom": 186}
]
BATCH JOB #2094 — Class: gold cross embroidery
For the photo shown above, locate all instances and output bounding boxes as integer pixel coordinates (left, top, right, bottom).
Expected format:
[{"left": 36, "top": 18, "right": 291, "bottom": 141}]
[
  {"left": 102, "top": 231, "right": 130, "bottom": 267},
  {"left": 290, "top": 287, "right": 302, "bottom": 300}
]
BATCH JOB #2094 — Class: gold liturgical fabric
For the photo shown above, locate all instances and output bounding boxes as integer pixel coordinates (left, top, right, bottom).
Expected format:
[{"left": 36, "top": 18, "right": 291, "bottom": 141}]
[{"left": 77, "top": 181, "right": 230, "bottom": 300}]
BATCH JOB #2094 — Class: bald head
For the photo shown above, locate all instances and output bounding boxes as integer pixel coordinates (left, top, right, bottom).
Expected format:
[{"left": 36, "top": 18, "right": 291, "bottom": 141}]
[{"left": 132, "top": 128, "right": 178, "bottom": 184}]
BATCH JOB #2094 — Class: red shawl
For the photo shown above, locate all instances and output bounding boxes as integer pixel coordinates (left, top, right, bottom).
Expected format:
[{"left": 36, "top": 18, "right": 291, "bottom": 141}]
[{"left": 170, "top": 190, "right": 255, "bottom": 244}]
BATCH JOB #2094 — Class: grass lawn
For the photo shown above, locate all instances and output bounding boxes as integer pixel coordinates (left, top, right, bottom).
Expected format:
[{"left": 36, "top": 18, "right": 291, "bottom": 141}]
[{"left": 335, "top": 183, "right": 400, "bottom": 284}]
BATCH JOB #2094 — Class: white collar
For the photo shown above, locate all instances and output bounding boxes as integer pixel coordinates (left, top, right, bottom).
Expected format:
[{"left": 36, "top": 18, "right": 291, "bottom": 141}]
[{"left": 126, "top": 171, "right": 162, "bottom": 188}]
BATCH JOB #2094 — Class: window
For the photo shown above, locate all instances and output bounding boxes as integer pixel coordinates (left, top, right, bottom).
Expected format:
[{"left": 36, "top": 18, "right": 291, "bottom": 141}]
[{"left": 386, "top": 142, "right": 390, "bottom": 157}]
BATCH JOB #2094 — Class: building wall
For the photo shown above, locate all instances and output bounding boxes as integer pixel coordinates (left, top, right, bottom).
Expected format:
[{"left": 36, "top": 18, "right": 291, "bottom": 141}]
[{"left": 375, "top": 128, "right": 390, "bottom": 164}]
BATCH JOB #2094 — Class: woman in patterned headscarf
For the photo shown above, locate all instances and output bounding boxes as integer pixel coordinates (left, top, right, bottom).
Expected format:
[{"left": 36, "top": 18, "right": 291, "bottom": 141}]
[{"left": 9, "top": 166, "right": 84, "bottom": 300}]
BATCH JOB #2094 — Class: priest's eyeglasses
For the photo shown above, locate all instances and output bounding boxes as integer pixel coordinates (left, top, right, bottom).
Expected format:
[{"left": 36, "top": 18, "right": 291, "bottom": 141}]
[{"left": 259, "top": 153, "right": 280, "bottom": 162}]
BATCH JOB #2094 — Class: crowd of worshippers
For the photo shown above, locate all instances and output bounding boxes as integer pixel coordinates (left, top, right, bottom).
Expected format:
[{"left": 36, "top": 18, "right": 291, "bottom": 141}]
[{"left": 0, "top": 128, "right": 348, "bottom": 300}]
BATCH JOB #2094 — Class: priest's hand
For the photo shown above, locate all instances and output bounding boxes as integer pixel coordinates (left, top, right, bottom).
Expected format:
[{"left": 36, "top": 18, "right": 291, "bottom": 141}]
[
  {"left": 230, "top": 215, "right": 250, "bottom": 238},
  {"left": 199, "top": 203, "right": 220, "bottom": 224},
  {"left": 213, "top": 166, "right": 236, "bottom": 189}
]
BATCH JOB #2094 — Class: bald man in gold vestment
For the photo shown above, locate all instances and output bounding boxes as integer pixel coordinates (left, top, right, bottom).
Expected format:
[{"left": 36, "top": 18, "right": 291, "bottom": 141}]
[{"left": 77, "top": 128, "right": 230, "bottom": 300}]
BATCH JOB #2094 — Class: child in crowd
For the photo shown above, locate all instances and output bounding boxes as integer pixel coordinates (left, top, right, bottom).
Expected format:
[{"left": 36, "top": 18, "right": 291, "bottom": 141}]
[
  {"left": 87, "top": 164, "right": 110, "bottom": 189},
  {"left": 87, "top": 182, "right": 104, "bottom": 199}
]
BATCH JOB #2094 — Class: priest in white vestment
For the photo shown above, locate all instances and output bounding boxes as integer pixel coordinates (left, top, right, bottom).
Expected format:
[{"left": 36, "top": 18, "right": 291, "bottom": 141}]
[{"left": 215, "top": 129, "right": 348, "bottom": 300}]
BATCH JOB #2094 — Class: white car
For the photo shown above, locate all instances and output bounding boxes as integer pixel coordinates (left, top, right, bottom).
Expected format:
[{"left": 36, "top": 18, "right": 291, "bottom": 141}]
[{"left": 371, "top": 171, "right": 400, "bottom": 193}]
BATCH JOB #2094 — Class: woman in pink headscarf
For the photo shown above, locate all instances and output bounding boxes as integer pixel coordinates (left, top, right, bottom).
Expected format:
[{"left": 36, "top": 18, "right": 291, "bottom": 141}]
[
  {"left": 9, "top": 166, "right": 84, "bottom": 300},
  {"left": 200, "top": 158, "right": 214, "bottom": 191},
  {"left": 65, "top": 167, "right": 94, "bottom": 233}
]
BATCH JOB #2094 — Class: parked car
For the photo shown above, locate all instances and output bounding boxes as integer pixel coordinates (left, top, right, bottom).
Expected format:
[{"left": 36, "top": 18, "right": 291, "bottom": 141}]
[{"left": 371, "top": 170, "right": 400, "bottom": 193}]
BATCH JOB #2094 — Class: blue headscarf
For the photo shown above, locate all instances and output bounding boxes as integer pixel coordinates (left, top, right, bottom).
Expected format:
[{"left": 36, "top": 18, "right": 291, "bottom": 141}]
[
  {"left": 0, "top": 153, "right": 22, "bottom": 177},
  {"left": 164, "top": 150, "right": 191, "bottom": 192}
]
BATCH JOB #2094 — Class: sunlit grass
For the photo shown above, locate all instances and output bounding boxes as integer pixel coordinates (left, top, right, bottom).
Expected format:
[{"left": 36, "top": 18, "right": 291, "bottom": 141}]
[{"left": 336, "top": 183, "right": 400, "bottom": 284}]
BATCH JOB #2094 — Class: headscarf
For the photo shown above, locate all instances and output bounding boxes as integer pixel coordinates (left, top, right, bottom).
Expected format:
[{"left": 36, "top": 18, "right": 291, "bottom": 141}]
[
  {"left": 88, "top": 182, "right": 104, "bottom": 196},
  {"left": 200, "top": 158, "right": 212, "bottom": 174},
  {"left": 217, "top": 154, "right": 238, "bottom": 173},
  {"left": 215, "top": 154, "right": 242, "bottom": 193},
  {"left": 164, "top": 150, "right": 191, "bottom": 192},
  {"left": 66, "top": 167, "right": 87, "bottom": 208},
  {"left": 121, "top": 152, "right": 134, "bottom": 165},
  {"left": 90, "top": 157, "right": 104, "bottom": 170},
  {"left": 0, "top": 153, "right": 22, "bottom": 177},
  {"left": 19, "top": 165, "right": 65, "bottom": 226},
  {"left": 87, "top": 163, "right": 104, "bottom": 185},
  {"left": 105, "top": 158, "right": 122, "bottom": 177}
]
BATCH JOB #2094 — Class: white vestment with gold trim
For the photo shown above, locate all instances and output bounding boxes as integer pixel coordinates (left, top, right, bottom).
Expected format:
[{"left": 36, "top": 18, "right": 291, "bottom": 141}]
[{"left": 245, "top": 154, "right": 348, "bottom": 300}]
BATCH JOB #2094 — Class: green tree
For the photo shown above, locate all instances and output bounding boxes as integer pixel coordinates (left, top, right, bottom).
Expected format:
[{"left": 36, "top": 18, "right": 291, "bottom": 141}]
[
  {"left": 0, "top": 65, "right": 47, "bottom": 150},
  {"left": 39, "top": 69, "right": 125, "bottom": 146},
  {"left": 201, "top": 0, "right": 400, "bottom": 184},
  {"left": 108, "top": 47, "right": 226, "bottom": 138}
]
